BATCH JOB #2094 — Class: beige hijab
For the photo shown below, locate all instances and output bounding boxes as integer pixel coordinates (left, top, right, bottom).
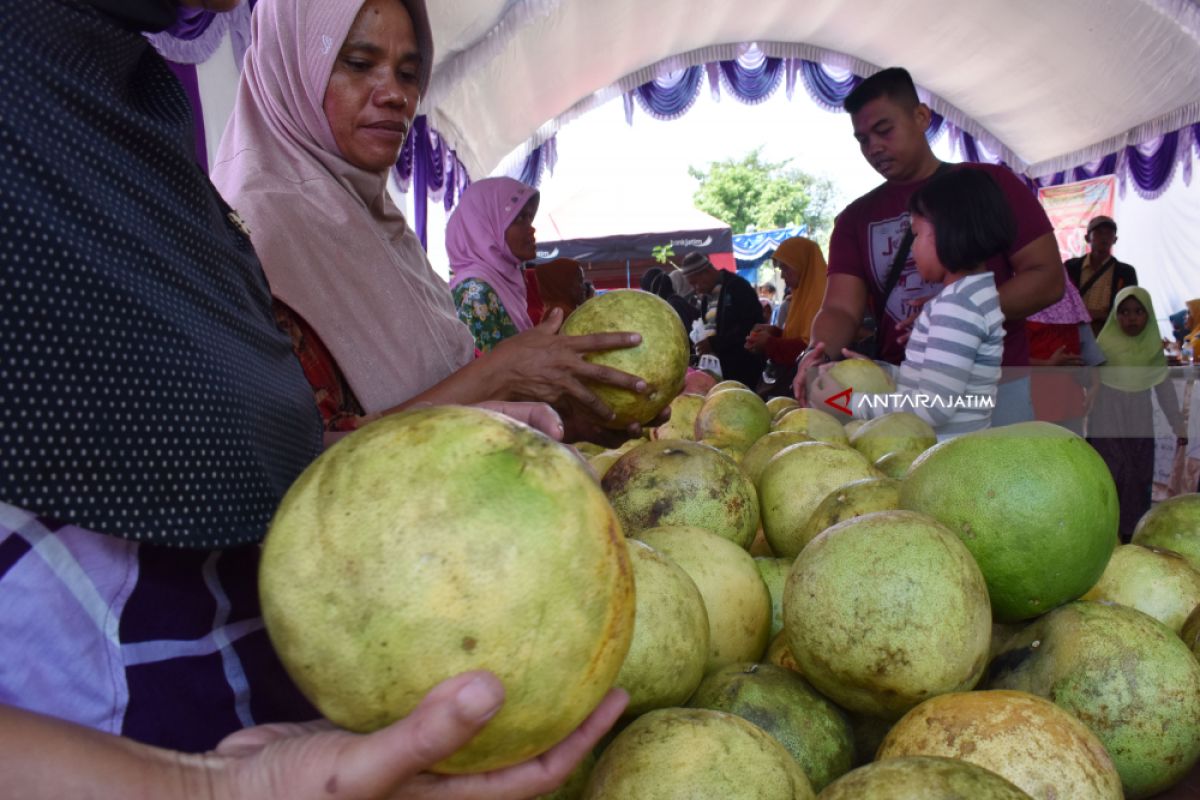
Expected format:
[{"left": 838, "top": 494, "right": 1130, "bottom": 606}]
[{"left": 211, "top": 0, "right": 473, "bottom": 414}]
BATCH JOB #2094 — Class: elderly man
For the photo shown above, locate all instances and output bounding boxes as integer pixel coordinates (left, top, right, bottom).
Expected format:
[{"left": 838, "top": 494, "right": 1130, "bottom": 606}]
[
  {"left": 1065, "top": 215, "right": 1138, "bottom": 336},
  {"left": 678, "top": 252, "right": 764, "bottom": 386}
]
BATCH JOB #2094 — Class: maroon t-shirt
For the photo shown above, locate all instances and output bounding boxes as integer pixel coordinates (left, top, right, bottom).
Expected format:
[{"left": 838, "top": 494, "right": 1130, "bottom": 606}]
[{"left": 828, "top": 162, "right": 1053, "bottom": 367}]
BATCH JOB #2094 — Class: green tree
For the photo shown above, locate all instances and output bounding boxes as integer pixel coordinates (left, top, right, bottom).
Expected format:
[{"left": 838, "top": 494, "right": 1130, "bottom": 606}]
[{"left": 689, "top": 147, "right": 837, "bottom": 249}]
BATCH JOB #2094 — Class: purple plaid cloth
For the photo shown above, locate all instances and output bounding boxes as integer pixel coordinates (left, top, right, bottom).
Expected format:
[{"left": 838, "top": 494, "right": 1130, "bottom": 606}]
[{"left": 0, "top": 502, "right": 316, "bottom": 752}]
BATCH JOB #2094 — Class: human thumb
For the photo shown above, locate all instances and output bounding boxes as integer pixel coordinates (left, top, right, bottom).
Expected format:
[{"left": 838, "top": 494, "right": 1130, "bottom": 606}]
[{"left": 539, "top": 307, "right": 565, "bottom": 332}]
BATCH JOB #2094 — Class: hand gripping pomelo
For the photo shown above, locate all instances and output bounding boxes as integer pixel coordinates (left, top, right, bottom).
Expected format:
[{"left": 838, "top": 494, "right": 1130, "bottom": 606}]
[
  {"left": 560, "top": 289, "right": 690, "bottom": 429},
  {"left": 819, "top": 756, "right": 1034, "bottom": 800},
  {"left": 900, "top": 421, "right": 1118, "bottom": 621},
  {"left": 258, "top": 406, "right": 635, "bottom": 774},
  {"left": 783, "top": 510, "right": 991, "bottom": 719}
]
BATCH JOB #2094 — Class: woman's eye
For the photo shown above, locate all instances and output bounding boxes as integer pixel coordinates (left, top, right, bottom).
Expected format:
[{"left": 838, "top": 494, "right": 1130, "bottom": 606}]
[{"left": 343, "top": 58, "right": 371, "bottom": 72}]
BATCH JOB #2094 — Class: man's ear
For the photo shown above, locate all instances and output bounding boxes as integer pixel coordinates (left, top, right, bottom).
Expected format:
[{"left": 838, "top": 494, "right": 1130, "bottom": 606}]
[
  {"left": 1084, "top": 231, "right": 1093, "bottom": 244},
  {"left": 914, "top": 102, "right": 932, "bottom": 132}
]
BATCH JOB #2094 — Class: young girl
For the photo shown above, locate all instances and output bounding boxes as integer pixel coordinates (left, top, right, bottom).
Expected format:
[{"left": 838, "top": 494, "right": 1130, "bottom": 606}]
[
  {"left": 1088, "top": 287, "right": 1187, "bottom": 540},
  {"left": 810, "top": 168, "right": 1015, "bottom": 438}
]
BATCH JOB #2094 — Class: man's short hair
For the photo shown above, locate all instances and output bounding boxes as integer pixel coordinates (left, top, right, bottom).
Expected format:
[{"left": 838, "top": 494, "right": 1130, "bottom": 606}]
[
  {"left": 844, "top": 67, "right": 921, "bottom": 115},
  {"left": 907, "top": 168, "right": 1016, "bottom": 273}
]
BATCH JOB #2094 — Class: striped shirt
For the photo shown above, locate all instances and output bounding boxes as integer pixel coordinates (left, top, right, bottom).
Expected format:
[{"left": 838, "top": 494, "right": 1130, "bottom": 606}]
[{"left": 853, "top": 273, "right": 1004, "bottom": 438}]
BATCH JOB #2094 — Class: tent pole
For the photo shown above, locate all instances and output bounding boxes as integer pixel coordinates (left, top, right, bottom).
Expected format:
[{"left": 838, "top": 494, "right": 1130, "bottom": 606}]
[{"left": 626, "top": 258, "right": 631, "bottom": 288}]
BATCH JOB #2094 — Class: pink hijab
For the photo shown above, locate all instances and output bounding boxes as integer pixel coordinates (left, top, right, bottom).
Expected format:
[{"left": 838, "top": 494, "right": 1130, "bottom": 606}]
[
  {"left": 1028, "top": 265, "right": 1091, "bottom": 325},
  {"left": 210, "top": 0, "right": 474, "bottom": 415},
  {"left": 446, "top": 177, "right": 539, "bottom": 331}
]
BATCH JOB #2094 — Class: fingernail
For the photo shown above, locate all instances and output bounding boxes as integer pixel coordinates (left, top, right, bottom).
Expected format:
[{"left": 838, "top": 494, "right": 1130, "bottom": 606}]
[
  {"left": 635, "top": 380, "right": 648, "bottom": 392},
  {"left": 631, "top": 334, "right": 642, "bottom": 344},
  {"left": 457, "top": 676, "right": 503, "bottom": 721}
]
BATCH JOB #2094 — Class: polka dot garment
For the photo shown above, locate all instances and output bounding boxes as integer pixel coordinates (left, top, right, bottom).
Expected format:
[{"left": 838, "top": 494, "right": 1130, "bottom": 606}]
[{"left": 0, "top": 0, "right": 323, "bottom": 548}]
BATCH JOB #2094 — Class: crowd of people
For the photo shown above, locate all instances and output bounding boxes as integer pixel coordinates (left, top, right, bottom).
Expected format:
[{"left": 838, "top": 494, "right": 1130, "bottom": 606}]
[{"left": 1, "top": 0, "right": 1196, "bottom": 796}]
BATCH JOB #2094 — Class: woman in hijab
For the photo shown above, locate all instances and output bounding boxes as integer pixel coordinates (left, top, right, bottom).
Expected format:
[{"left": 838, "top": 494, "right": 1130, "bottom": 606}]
[
  {"left": 744, "top": 237, "right": 828, "bottom": 394},
  {"left": 0, "top": 0, "right": 624, "bottom": 794},
  {"left": 211, "top": 0, "right": 648, "bottom": 436},
  {"left": 449, "top": 177, "right": 540, "bottom": 350},
  {"left": 535, "top": 258, "right": 588, "bottom": 321},
  {"left": 1089, "top": 287, "right": 1187, "bottom": 539}
]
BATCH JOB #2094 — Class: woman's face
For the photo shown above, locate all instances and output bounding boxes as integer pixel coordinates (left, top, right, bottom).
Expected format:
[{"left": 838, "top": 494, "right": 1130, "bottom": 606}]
[
  {"left": 910, "top": 213, "right": 946, "bottom": 283},
  {"left": 505, "top": 198, "right": 538, "bottom": 263},
  {"left": 1117, "top": 296, "right": 1148, "bottom": 337},
  {"left": 323, "top": 0, "right": 421, "bottom": 173},
  {"left": 774, "top": 258, "right": 799, "bottom": 290}
]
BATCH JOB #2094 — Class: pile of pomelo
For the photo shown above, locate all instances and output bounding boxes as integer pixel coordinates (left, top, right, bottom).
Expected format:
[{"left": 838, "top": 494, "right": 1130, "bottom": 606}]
[{"left": 257, "top": 294, "right": 1200, "bottom": 798}]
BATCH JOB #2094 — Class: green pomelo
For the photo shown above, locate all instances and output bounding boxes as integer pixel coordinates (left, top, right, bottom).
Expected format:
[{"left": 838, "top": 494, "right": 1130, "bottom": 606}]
[
  {"left": 583, "top": 707, "right": 815, "bottom": 800},
  {"left": 823, "top": 358, "right": 896, "bottom": 395},
  {"left": 759, "top": 441, "right": 875, "bottom": 559},
  {"left": 708, "top": 379, "right": 751, "bottom": 396},
  {"left": 694, "top": 387, "right": 772, "bottom": 453},
  {"left": 783, "top": 510, "right": 991, "bottom": 719},
  {"left": 602, "top": 439, "right": 759, "bottom": 548},
  {"left": 651, "top": 393, "right": 705, "bottom": 441},
  {"left": 1131, "top": 492, "right": 1200, "bottom": 571},
  {"left": 637, "top": 526, "right": 772, "bottom": 671},
  {"left": 561, "top": 289, "right": 689, "bottom": 429},
  {"left": 900, "top": 421, "right": 1118, "bottom": 621},
  {"left": 987, "top": 601, "right": 1200, "bottom": 798},
  {"left": 772, "top": 407, "right": 849, "bottom": 445},
  {"left": 877, "top": 690, "right": 1122, "bottom": 800},
  {"left": 756, "top": 556, "right": 792, "bottom": 640},
  {"left": 848, "top": 412, "right": 936, "bottom": 478},
  {"left": 615, "top": 540, "right": 709, "bottom": 716},
  {"left": 1081, "top": 543, "right": 1200, "bottom": 632},
  {"left": 766, "top": 396, "right": 801, "bottom": 420},
  {"left": 1184, "top": 604, "right": 1200, "bottom": 657},
  {"left": 687, "top": 663, "right": 854, "bottom": 792},
  {"left": 259, "top": 406, "right": 635, "bottom": 774},
  {"left": 742, "top": 431, "right": 813, "bottom": 488},
  {"left": 842, "top": 419, "right": 866, "bottom": 438},
  {"left": 797, "top": 477, "right": 901, "bottom": 553},
  {"left": 819, "top": 756, "right": 1033, "bottom": 800}
]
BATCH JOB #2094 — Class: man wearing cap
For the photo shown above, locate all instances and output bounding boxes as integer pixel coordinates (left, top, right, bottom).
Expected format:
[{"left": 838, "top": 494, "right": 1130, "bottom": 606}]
[
  {"left": 1065, "top": 215, "right": 1138, "bottom": 336},
  {"left": 678, "top": 252, "right": 764, "bottom": 386}
]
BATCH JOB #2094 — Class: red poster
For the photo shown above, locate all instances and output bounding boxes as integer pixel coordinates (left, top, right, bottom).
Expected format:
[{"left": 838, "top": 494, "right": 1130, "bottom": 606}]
[{"left": 1037, "top": 176, "right": 1117, "bottom": 261}]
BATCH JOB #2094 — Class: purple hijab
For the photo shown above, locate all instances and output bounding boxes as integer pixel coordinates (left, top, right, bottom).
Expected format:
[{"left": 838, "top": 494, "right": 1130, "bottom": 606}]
[
  {"left": 447, "top": 177, "right": 539, "bottom": 331},
  {"left": 1028, "top": 265, "right": 1091, "bottom": 325}
]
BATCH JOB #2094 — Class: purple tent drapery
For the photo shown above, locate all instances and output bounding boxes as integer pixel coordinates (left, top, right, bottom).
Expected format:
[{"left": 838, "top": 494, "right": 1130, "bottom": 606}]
[
  {"left": 718, "top": 51, "right": 783, "bottom": 105},
  {"left": 394, "top": 115, "right": 473, "bottom": 247},
  {"left": 632, "top": 66, "right": 705, "bottom": 121}
]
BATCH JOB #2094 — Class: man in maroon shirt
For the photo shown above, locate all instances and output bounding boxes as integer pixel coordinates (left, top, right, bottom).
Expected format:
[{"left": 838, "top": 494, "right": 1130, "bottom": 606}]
[{"left": 792, "top": 68, "right": 1063, "bottom": 425}]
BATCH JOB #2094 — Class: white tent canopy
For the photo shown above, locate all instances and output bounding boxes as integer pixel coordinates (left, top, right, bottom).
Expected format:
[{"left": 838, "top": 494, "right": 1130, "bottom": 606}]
[{"left": 422, "top": 0, "right": 1200, "bottom": 180}]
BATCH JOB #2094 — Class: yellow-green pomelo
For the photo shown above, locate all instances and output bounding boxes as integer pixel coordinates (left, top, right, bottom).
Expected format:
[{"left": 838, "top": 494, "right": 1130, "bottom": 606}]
[
  {"left": 819, "top": 756, "right": 1034, "bottom": 800},
  {"left": 900, "top": 422, "right": 1118, "bottom": 621},
  {"left": 848, "top": 412, "right": 936, "bottom": 479},
  {"left": 842, "top": 419, "right": 866, "bottom": 438},
  {"left": 583, "top": 707, "right": 815, "bottom": 800},
  {"left": 877, "top": 690, "right": 1122, "bottom": 800},
  {"left": 651, "top": 393, "right": 705, "bottom": 441},
  {"left": 586, "top": 437, "right": 643, "bottom": 481},
  {"left": 615, "top": 540, "right": 709, "bottom": 716},
  {"left": 1182, "top": 604, "right": 1200, "bottom": 656},
  {"left": 537, "top": 752, "right": 595, "bottom": 800},
  {"left": 783, "top": 511, "right": 991, "bottom": 719},
  {"left": 756, "top": 556, "right": 792, "bottom": 640},
  {"left": 773, "top": 407, "right": 849, "bottom": 445},
  {"left": 708, "top": 379, "right": 751, "bottom": 396},
  {"left": 694, "top": 387, "right": 772, "bottom": 453},
  {"left": 603, "top": 439, "right": 759, "bottom": 548},
  {"left": 987, "top": 601, "right": 1200, "bottom": 798},
  {"left": 759, "top": 442, "right": 875, "bottom": 559},
  {"left": 824, "top": 358, "right": 896, "bottom": 395},
  {"left": 767, "top": 396, "right": 801, "bottom": 420},
  {"left": 687, "top": 663, "right": 854, "bottom": 793},
  {"left": 259, "top": 406, "right": 635, "bottom": 774},
  {"left": 637, "top": 526, "right": 772, "bottom": 670},
  {"left": 797, "top": 477, "right": 901, "bottom": 553},
  {"left": 742, "top": 431, "right": 813, "bottom": 488},
  {"left": 1081, "top": 543, "right": 1200, "bottom": 633},
  {"left": 561, "top": 289, "right": 689, "bottom": 429},
  {"left": 1131, "top": 492, "right": 1200, "bottom": 571}
]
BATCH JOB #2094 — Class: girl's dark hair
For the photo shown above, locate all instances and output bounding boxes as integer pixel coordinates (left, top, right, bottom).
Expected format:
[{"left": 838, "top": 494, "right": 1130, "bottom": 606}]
[{"left": 907, "top": 168, "right": 1017, "bottom": 272}]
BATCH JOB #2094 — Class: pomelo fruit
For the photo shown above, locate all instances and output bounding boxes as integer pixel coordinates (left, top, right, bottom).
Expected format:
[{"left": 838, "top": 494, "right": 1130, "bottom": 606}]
[
  {"left": 759, "top": 441, "right": 875, "bottom": 559},
  {"left": 766, "top": 396, "right": 801, "bottom": 420},
  {"left": 650, "top": 393, "right": 705, "bottom": 441},
  {"left": 259, "top": 406, "right": 635, "bottom": 773},
  {"left": 987, "top": 600, "right": 1200, "bottom": 798},
  {"left": 848, "top": 412, "right": 936, "bottom": 479},
  {"left": 687, "top": 663, "right": 854, "bottom": 792},
  {"left": 561, "top": 289, "right": 689, "bottom": 429},
  {"left": 585, "top": 437, "right": 643, "bottom": 481},
  {"left": 1131, "top": 492, "right": 1200, "bottom": 571},
  {"left": 819, "top": 756, "right": 1034, "bottom": 800},
  {"left": 694, "top": 387, "right": 772, "bottom": 453},
  {"left": 842, "top": 418, "right": 866, "bottom": 438},
  {"left": 783, "top": 510, "right": 991, "bottom": 719},
  {"left": 684, "top": 369, "right": 718, "bottom": 395},
  {"left": 602, "top": 439, "right": 759, "bottom": 548},
  {"left": 900, "top": 421, "right": 1118, "bottom": 621},
  {"left": 583, "top": 707, "right": 815, "bottom": 799},
  {"left": 756, "top": 556, "right": 792, "bottom": 640},
  {"left": 741, "top": 430, "right": 813, "bottom": 488},
  {"left": 708, "top": 379, "right": 751, "bottom": 396},
  {"left": 772, "top": 407, "right": 849, "bottom": 445},
  {"left": 877, "top": 690, "right": 1122, "bottom": 800},
  {"left": 797, "top": 477, "right": 901, "bottom": 553},
  {"left": 637, "top": 526, "right": 772, "bottom": 670},
  {"left": 614, "top": 540, "right": 709, "bottom": 716},
  {"left": 1080, "top": 543, "right": 1200, "bottom": 632},
  {"left": 822, "top": 358, "right": 896, "bottom": 395}
]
